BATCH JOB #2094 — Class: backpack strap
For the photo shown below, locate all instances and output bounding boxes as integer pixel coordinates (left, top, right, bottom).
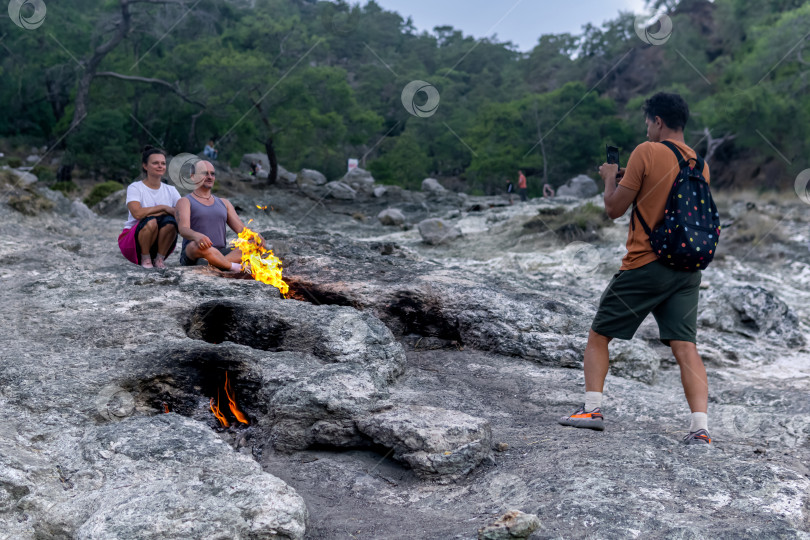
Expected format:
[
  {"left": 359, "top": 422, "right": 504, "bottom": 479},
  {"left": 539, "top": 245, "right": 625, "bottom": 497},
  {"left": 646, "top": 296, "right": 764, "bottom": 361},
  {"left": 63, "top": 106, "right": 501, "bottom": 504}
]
[
  {"left": 661, "top": 140, "right": 705, "bottom": 173},
  {"left": 632, "top": 200, "right": 651, "bottom": 236}
]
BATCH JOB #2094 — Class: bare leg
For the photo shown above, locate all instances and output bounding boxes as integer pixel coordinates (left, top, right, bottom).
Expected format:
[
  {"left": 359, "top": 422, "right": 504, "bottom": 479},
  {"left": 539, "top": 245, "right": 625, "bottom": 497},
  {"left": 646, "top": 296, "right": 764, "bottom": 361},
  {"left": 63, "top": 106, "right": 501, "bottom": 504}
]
[
  {"left": 185, "top": 243, "right": 242, "bottom": 271},
  {"left": 670, "top": 340, "right": 708, "bottom": 413},
  {"left": 137, "top": 220, "right": 158, "bottom": 266},
  {"left": 584, "top": 329, "right": 612, "bottom": 392},
  {"left": 157, "top": 224, "right": 177, "bottom": 257}
]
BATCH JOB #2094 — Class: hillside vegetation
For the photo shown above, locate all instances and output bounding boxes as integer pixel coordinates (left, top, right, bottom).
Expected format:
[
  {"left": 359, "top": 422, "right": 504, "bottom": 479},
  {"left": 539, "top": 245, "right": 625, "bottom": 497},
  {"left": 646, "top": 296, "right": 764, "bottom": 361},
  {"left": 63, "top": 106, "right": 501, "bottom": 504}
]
[{"left": 2, "top": 0, "right": 808, "bottom": 195}]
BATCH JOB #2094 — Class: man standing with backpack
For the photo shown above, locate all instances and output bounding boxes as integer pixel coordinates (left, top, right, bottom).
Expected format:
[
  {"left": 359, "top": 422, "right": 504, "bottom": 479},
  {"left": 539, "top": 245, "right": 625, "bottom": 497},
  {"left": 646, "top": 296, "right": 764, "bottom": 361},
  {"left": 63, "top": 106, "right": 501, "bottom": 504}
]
[{"left": 558, "top": 93, "right": 717, "bottom": 444}]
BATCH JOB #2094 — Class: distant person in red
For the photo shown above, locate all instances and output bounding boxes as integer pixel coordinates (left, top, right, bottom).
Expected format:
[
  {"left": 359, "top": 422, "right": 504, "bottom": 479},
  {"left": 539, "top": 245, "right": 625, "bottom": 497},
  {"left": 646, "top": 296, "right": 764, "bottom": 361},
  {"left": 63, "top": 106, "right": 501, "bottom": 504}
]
[{"left": 518, "top": 170, "right": 528, "bottom": 202}]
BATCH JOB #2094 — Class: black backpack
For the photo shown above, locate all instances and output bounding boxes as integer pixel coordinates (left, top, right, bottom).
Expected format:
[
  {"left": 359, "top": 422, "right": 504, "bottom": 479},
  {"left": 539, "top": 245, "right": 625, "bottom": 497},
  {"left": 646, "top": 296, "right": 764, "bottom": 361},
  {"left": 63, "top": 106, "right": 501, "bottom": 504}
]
[{"left": 633, "top": 141, "right": 721, "bottom": 271}]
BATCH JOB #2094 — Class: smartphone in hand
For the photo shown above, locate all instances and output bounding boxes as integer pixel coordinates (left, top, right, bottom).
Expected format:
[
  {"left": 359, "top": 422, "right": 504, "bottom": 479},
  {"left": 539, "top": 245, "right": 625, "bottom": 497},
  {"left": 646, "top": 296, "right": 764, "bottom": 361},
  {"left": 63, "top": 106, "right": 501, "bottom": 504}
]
[{"left": 606, "top": 145, "right": 619, "bottom": 165}]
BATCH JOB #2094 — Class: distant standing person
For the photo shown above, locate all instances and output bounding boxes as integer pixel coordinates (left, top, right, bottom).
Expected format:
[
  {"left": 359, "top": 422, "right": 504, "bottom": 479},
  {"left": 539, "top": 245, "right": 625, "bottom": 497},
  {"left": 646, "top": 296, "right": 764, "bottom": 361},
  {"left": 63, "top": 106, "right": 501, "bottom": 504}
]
[
  {"left": 505, "top": 178, "right": 514, "bottom": 205},
  {"left": 117, "top": 146, "right": 180, "bottom": 269},
  {"left": 203, "top": 139, "right": 218, "bottom": 160},
  {"left": 177, "top": 160, "right": 264, "bottom": 272},
  {"left": 518, "top": 170, "right": 528, "bottom": 202}
]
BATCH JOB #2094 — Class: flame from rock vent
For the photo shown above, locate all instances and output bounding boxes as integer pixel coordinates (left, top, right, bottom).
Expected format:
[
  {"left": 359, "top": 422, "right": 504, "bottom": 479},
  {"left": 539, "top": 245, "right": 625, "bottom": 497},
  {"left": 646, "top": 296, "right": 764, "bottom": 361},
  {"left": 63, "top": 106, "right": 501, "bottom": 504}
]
[
  {"left": 209, "top": 372, "right": 248, "bottom": 428},
  {"left": 230, "top": 224, "right": 289, "bottom": 296}
]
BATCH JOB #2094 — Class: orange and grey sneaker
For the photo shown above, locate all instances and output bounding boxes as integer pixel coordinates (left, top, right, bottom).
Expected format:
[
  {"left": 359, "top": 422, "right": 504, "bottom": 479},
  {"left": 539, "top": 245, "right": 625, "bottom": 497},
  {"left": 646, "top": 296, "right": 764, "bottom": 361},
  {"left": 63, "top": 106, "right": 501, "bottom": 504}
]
[
  {"left": 683, "top": 429, "right": 711, "bottom": 444},
  {"left": 557, "top": 406, "right": 604, "bottom": 431}
]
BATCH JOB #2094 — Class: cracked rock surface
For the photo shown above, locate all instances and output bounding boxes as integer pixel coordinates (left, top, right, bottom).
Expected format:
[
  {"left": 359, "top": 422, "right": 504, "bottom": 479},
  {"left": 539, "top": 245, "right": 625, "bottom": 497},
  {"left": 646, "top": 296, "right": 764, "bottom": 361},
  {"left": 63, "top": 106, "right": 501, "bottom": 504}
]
[{"left": 1, "top": 177, "right": 809, "bottom": 538}]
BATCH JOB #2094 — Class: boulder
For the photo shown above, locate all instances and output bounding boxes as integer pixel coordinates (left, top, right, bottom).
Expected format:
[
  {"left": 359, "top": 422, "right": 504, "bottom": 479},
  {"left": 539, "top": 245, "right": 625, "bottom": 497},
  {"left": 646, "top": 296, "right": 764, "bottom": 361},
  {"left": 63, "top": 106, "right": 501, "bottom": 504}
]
[
  {"left": 239, "top": 152, "right": 269, "bottom": 171},
  {"left": 418, "top": 218, "right": 461, "bottom": 245},
  {"left": 373, "top": 186, "right": 387, "bottom": 198},
  {"left": 297, "top": 168, "right": 327, "bottom": 187},
  {"left": 342, "top": 167, "right": 375, "bottom": 193},
  {"left": 378, "top": 208, "right": 405, "bottom": 226},
  {"left": 421, "top": 177, "right": 447, "bottom": 193},
  {"left": 9, "top": 169, "right": 37, "bottom": 185},
  {"left": 556, "top": 174, "right": 599, "bottom": 199},
  {"left": 91, "top": 189, "right": 127, "bottom": 218},
  {"left": 324, "top": 181, "right": 357, "bottom": 200},
  {"left": 48, "top": 415, "right": 308, "bottom": 539},
  {"left": 277, "top": 164, "right": 298, "bottom": 184},
  {"left": 26, "top": 154, "right": 40, "bottom": 164},
  {"left": 356, "top": 405, "right": 492, "bottom": 479},
  {"left": 478, "top": 510, "right": 541, "bottom": 540}
]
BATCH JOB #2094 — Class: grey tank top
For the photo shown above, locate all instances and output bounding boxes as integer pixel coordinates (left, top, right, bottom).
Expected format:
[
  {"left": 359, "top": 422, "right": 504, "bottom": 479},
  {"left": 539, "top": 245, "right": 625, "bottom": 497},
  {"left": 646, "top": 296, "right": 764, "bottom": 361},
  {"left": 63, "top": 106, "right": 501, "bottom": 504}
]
[{"left": 182, "top": 194, "right": 228, "bottom": 250}]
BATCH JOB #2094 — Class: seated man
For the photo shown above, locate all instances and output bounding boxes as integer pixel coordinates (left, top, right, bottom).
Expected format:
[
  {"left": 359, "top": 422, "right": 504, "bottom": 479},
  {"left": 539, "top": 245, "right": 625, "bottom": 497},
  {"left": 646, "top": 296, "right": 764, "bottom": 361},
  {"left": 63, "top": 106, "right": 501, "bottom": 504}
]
[{"left": 176, "top": 160, "right": 263, "bottom": 272}]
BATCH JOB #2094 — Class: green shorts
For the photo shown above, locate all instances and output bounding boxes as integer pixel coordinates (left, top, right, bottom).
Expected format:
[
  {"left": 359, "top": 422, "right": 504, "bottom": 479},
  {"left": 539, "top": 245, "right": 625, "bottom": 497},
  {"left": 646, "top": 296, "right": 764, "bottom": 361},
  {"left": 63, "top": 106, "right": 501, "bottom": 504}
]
[{"left": 591, "top": 260, "right": 701, "bottom": 345}]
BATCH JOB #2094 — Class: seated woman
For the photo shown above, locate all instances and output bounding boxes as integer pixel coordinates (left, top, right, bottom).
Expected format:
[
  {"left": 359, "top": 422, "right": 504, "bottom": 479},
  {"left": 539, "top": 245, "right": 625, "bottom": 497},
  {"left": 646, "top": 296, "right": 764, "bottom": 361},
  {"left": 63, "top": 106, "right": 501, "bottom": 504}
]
[{"left": 117, "top": 146, "right": 181, "bottom": 269}]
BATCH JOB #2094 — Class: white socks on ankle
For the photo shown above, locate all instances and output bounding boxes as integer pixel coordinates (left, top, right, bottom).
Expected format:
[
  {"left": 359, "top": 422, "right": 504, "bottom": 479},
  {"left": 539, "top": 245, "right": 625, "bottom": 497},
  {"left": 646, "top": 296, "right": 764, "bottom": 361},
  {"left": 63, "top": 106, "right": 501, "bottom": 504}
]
[
  {"left": 141, "top": 255, "right": 153, "bottom": 268},
  {"left": 230, "top": 262, "right": 243, "bottom": 272},
  {"left": 584, "top": 391, "right": 603, "bottom": 412},
  {"left": 689, "top": 412, "right": 708, "bottom": 432}
]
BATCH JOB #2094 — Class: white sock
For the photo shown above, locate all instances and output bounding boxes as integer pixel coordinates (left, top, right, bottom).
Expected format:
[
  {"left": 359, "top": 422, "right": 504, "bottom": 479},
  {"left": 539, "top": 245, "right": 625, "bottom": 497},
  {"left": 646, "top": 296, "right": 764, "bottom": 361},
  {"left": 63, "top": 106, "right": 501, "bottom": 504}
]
[
  {"left": 155, "top": 254, "right": 165, "bottom": 263},
  {"left": 689, "top": 412, "right": 708, "bottom": 432},
  {"left": 141, "top": 255, "right": 153, "bottom": 268},
  {"left": 230, "top": 262, "right": 242, "bottom": 272},
  {"left": 584, "top": 391, "right": 603, "bottom": 412}
]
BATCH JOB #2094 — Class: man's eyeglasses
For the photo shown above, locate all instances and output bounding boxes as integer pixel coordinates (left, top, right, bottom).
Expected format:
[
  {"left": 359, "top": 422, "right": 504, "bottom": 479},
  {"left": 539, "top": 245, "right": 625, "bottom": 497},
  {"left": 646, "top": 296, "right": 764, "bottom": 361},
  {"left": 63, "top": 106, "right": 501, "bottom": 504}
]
[{"left": 195, "top": 172, "right": 216, "bottom": 177}]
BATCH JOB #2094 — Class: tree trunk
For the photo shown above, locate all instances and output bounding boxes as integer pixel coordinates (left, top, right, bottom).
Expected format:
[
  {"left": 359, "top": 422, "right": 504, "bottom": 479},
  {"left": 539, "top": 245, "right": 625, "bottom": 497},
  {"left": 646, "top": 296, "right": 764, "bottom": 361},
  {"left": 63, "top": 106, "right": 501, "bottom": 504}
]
[{"left": 265, "top": 137, "right": 278, "bottom": 184}]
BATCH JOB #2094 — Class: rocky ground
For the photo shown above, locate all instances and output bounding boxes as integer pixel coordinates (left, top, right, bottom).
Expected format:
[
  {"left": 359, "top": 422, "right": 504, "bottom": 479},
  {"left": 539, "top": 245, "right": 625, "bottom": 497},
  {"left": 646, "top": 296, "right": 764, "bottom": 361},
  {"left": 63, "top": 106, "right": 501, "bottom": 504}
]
[{"left": 0, "top": 165, "right": 808, "bottom": 539}]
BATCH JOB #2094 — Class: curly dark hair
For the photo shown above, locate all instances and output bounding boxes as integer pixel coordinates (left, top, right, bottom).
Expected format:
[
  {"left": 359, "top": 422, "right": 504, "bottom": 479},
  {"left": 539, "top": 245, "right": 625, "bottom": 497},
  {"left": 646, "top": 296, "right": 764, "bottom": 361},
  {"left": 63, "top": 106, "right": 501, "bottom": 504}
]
[{"left": 643, "top": 92, "right": 689, "bottom": 131}]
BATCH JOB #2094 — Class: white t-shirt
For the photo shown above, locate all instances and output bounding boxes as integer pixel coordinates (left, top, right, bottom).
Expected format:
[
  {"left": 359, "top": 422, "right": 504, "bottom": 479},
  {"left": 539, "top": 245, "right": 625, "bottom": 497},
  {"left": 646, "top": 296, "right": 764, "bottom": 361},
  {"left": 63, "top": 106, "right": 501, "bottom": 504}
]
[{"left": 124, "top": 180, "right": 181, "bottom": 229}]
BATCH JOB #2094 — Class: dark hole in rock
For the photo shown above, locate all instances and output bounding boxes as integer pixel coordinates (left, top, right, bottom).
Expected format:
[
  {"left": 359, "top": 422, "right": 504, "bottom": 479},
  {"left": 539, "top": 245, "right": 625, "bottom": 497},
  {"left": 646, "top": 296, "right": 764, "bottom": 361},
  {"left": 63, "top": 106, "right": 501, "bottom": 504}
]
[
  {"left": 284, "top": 278, "right": 356, "bottom": 307},
  {"left": 387, "top": 291, "right": 461, "bottom": 344},
  {"left": 136, "top": 350, "right": 262, "bottom": 431},
  {"left": 185, "top": 301, "right": 290, "bottom": 351}
]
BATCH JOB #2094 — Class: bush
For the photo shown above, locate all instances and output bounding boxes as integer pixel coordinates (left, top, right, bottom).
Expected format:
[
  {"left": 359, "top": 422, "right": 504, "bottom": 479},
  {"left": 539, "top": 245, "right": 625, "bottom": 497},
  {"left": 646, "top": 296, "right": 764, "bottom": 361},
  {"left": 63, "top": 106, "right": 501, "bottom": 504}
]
[
  {"left": 84, "top": 181, "right": 125, "bottom": 207},
  {"left": 31, "top": 165, "right": 55, "bottom": 183},
  {"left": 7, "top": 157, "right": 22, "bottom": 168},
  {"left": 52, "top": 181, "right": 78, "bottom": 195}
]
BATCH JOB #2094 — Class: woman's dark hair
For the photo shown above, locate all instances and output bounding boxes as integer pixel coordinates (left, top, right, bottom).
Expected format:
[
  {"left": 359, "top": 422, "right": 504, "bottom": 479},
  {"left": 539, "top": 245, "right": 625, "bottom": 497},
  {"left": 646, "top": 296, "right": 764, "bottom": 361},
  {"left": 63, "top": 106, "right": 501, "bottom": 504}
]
[
  {"left": 141, "top": 145, "right": 166, "bottom": 174},
  {"left": 643, "top": 92, "right": 689, "bottom": 131}
]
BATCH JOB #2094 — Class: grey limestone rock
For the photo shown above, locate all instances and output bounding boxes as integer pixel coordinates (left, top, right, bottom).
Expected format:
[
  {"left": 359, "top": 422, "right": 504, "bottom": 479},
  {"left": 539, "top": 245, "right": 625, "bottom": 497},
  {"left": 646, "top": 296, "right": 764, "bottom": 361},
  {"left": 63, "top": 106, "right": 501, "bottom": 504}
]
[
  {"left": 47, "top": 414, "right": 308, "bottom": 540},
  {"left": 421, "top": 177, "right": 447, "bottom": 193},
  {"left": 478, "top": 510, "right": 541, "bottom": 540},
  {"left": 556, "top": 174, "right": 599, "bottom": 199},
  {"left": 609, "top": 339, "right": 662, "bottom": 385},
  {"left": 296, "top": 168, "right": 327, "bottom": 186},
  {"left": 698, "top": 284, "right": 805, "bottom": 348},
  {"left": 239, "top": 152, "right": 269, "bottom": 171},
  {"left": 418, "top": 217, "right": 461, "bottom": 245},
  {"left": 92, "top": 188, "right": 127, "bottom": 217},
  {"left": 324, "top": 180, "right": 357, "bottom": 200},
  {"left": 378, "top": 208, "right": 405, "bottom": 226},
  {"left": 356, "top": 405, "right": 492, "bottom": 479},
  {"left": 373, "top": 185, "right": 387, "bottom": 198},
  {"left": 342, "top": 167, "right": 375, "bottom": 193}
]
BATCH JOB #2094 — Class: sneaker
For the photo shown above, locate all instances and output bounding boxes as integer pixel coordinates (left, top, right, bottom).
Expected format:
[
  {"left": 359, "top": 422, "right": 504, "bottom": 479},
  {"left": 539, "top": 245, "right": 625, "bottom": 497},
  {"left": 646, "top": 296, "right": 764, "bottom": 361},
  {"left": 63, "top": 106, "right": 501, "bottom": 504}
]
[
  {"left": 558, "top": 406, "right": 604, "bottom": 431},
  {"left": 683, "top": 429, "right": 711, "bottom": 444}
]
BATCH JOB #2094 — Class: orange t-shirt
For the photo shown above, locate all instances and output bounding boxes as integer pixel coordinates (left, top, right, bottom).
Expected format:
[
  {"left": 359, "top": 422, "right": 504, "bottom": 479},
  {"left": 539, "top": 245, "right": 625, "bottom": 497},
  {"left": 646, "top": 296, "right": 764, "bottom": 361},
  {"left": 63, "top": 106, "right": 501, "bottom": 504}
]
[
  {"left": 618, "top": 139, "right": 710, "bottom": 270},
  {"left": 518, "top": 173, "right": 527, "bottom": 189}
]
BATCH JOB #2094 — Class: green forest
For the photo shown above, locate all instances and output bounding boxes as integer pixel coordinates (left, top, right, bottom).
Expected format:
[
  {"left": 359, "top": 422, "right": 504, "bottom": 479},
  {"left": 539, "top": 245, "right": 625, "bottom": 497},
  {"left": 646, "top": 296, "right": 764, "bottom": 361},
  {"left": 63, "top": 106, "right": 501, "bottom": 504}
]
[{"left": 2, "top": 0, "right": 809, "bottom": 196}]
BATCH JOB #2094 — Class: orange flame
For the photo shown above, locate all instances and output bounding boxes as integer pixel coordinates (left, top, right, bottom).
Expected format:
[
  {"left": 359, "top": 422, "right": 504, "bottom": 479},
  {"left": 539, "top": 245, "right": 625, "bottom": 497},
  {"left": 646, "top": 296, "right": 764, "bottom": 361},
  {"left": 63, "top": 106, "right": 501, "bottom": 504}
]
[
  {"left": 162, "top": 402, "right": 170, "bottom": 413},
  {"left": 224, "top": 372, "right": 248, "bottom": 425},
  {"left": 210, "top": 394, "right": 229, "bottom": 428},
  {"left": 230, "top": 225, "right": 289, "bottom": 296}
]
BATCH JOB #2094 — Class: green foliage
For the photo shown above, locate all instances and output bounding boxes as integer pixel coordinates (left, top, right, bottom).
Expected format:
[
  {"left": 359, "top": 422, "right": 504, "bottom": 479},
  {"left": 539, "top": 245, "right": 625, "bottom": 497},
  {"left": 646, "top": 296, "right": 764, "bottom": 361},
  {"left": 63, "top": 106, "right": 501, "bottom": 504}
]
[
  {"left": 84, "top": 181, "right": 125, "bottom": 208},
  {"left": 7, "top": 158, "right": 22, "bottom": 168},
  {"left": 51, "top": 181, "right": 79, "bottom": 195},
  {"left": 1, "top": 0, "right": 808, "bottom": 190},
  {"left": 31, "top": 166, "right": 56, "bottom": 183}
]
